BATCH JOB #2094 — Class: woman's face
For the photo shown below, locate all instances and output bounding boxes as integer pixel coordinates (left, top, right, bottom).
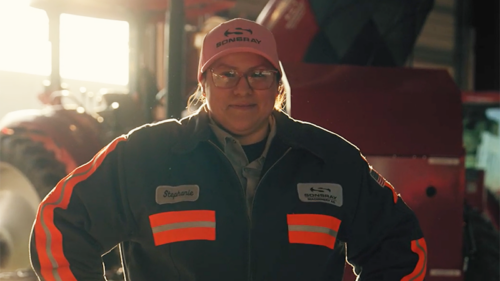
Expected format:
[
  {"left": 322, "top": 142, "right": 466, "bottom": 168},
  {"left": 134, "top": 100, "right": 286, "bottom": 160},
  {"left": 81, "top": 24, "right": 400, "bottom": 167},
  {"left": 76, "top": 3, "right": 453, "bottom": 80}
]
[{"left": 204, "top": 52, "right": 278, "bottom": 142}]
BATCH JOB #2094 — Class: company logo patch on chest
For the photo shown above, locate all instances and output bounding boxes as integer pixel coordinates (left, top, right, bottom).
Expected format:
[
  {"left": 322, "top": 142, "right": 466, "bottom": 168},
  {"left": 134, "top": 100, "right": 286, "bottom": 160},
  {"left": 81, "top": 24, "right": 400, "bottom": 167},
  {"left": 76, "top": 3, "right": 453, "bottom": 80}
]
[
  {"left": 297, "top": 183, "right": 343, "bottom": 207},
  {"left": 156, "top": 185, "right": 200, "bottom": 205}
]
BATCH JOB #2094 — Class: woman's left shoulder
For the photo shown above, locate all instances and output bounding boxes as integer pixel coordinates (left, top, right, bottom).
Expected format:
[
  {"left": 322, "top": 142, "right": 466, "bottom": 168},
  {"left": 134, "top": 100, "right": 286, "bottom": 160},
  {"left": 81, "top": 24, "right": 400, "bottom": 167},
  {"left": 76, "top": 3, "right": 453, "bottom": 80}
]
[{"left": 291, "top": 120, "right": 362, "bottom": 161}]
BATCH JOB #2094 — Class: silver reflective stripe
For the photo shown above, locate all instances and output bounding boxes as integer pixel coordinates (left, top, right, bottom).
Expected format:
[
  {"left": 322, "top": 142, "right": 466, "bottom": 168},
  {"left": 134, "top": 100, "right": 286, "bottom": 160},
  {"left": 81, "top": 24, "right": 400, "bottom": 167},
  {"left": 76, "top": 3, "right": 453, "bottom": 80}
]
[
  {"left": 288, "top": 225, "right": 337, "bottom": 237},
  {"left": 152, "top": 221, "right": 216, "bottom": 233},
  {"left": 41, "top": 159, "right": 99, "bottom": 281},
  {"left": 39, "top": 139, "right": 124, "bottom": 281}
]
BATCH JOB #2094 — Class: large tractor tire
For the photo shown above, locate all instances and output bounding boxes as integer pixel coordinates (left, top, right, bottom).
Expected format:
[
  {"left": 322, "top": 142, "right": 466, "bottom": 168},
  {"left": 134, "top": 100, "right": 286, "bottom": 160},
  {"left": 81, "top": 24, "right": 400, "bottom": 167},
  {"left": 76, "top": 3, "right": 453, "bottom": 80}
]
[
  {"left": 463, "top": 204, "right": 500, "bottom": 281},
  {"left": 0, "top": 135, "right": 67, "bottom": 200},
  {"left": 0, "top": 135, "right": 122, "bottom": 280},
  {"left": 0, "top": 134, "right": 67, "bottom": 280}
]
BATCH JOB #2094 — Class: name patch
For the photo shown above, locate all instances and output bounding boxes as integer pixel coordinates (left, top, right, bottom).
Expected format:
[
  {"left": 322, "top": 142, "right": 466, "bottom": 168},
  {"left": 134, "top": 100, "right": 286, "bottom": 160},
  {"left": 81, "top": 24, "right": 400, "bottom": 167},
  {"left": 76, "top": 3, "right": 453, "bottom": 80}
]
[
  {"left": 297, "top": 183, "right": 343, "bottom": 207},
  {"left": 156, "top": 185, "right": 200, "bottom": 205}
]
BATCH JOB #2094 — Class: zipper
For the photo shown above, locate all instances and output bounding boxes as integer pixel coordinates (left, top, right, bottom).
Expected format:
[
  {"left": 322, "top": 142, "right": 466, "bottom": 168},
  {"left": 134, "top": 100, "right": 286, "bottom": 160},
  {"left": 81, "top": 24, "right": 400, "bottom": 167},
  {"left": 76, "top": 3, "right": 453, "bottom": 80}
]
[
  {"left": 248, "top": 147, "right": 292, "bottom": 281},
  {"left": 251, "top": 147, "right": 292, "bottom": 209},
  {"left": 209, "top": 141, "right": 292, "bottom": 281},
  {"left": 208, "top": 141, "right": 252, "bottom": 280}
]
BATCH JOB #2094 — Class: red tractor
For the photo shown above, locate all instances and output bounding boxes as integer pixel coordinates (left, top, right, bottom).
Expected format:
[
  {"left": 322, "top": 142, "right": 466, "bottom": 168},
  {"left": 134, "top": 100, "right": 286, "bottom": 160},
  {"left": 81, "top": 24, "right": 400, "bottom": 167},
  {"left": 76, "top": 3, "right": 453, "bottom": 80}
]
[{"left": 0, "top": 0, "right": 498, "bottom": 280}]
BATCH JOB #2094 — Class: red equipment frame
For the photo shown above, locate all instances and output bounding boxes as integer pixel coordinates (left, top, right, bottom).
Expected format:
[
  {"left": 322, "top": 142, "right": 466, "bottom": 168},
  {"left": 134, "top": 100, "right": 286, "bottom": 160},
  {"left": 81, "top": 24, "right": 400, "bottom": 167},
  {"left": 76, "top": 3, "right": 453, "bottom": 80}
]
[{"left": 285, "top": 63, "right": 465, "bottom": 281}]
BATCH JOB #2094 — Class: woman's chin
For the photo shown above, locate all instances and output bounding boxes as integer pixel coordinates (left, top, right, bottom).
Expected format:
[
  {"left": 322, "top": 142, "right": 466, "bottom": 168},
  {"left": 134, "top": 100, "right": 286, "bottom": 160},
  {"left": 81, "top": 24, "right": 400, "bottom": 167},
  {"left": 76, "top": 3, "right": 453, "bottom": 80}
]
[{"left": 223, "top": 123, "right": 254, "bottom": 136}]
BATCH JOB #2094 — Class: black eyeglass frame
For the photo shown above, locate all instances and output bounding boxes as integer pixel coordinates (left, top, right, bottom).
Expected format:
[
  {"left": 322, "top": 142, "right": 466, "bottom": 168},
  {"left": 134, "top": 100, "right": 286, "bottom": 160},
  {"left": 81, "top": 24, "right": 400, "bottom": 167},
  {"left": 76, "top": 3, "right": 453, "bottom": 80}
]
[{"left": 209, "top": 68, "right": 279, "bottom": 90}]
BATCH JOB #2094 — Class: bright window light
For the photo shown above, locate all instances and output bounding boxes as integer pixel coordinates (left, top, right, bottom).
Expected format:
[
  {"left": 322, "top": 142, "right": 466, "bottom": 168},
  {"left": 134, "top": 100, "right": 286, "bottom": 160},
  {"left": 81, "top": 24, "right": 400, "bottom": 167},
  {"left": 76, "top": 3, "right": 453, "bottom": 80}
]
[
  {"left": 0, "top": 0, "right": 129, "bottom": 85},
  {"left": 60, "top": 14, "right": 129, "bottom": 85},
  {"left": 0, "top": 1, "right": 51, "bottom": 75}
]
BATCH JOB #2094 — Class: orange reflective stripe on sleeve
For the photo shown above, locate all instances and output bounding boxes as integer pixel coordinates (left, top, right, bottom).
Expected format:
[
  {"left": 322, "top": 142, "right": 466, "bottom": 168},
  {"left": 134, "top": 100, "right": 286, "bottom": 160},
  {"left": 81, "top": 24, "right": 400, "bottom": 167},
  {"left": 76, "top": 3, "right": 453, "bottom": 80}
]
[
  {"left": 402, "top": 238, "right": 428, "bottom": 281},
  {"left": 384, "top": 181, "right": 399, "bottom": 204},
  {"left": 149, "top": 210, "right": 216, "bottom": 246},
  {"left": 34, "top": 136, "right": 127, "bottom": 281},
  {"left": 287, "top": 214, "right": 341, "bottom": 249}
]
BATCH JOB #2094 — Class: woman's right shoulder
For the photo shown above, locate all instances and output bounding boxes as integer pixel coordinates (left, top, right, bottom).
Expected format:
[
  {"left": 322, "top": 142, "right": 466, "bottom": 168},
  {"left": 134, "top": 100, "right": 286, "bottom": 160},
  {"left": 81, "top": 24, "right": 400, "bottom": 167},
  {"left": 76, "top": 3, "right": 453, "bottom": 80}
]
[{"left": 121, "top": 119, "right": 185, "bottom": 150}]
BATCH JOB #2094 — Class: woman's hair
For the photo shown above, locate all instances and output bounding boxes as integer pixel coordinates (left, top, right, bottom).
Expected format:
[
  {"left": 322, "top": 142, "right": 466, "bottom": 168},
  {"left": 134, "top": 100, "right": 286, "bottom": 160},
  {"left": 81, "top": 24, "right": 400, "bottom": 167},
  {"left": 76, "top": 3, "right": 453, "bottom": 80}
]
[{"left": 186, "top": 73, "right": 286, "bottom": 112}]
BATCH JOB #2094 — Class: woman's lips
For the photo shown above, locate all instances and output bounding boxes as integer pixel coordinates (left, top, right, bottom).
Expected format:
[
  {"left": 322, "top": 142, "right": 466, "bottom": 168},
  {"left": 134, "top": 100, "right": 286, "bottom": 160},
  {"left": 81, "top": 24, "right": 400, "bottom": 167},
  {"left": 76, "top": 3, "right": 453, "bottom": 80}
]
[{"left": 229, "top": 104, "right": 256, "bottom": 110}]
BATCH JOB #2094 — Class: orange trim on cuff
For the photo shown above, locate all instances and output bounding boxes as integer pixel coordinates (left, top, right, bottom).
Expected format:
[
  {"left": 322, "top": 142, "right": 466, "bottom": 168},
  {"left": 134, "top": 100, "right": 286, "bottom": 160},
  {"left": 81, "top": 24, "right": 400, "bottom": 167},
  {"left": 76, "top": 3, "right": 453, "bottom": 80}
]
[{"left": 402, "top": 238, "right": 428, "bottom": 281}]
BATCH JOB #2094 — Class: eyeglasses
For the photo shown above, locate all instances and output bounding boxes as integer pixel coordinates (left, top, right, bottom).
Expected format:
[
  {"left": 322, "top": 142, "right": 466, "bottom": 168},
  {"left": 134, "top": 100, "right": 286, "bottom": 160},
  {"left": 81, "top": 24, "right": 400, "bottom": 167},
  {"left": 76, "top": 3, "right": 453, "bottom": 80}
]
[{"left": 209, "top": 68, "right": 278, "bottom": 90}]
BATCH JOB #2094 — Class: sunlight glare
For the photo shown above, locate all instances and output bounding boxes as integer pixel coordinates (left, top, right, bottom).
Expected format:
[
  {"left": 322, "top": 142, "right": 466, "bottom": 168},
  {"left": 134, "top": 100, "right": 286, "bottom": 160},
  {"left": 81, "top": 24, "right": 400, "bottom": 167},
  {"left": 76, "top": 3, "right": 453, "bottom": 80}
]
[
  {"left": 0, "top": 0, "right": 31, "bottom": 8},
  {"left": 60, "top": 14, "right": 129, "bottom": 85},
  {"left": 0, "top": 1, "right": 50, "bottom": 75},
  {"left": 0, "top": 0, "right": 130, "bottom": 86}
]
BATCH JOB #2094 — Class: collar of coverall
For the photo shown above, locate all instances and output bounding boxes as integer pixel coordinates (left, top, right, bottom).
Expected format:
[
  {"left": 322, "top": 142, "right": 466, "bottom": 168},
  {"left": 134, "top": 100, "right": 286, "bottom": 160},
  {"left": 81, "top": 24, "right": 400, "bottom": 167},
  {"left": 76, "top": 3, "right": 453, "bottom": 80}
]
[
  {"left": 172, "top": 105, "right": 327, "bottom": 162},
  {"left": 207, "top": 113, "right": 276, "bottom": 155}
]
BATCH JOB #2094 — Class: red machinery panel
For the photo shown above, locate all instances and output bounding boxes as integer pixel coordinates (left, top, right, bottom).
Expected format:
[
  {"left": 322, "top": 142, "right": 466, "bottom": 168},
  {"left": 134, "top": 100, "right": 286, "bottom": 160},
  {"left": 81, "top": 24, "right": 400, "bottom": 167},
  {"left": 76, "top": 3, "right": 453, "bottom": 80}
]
[
  {"left": 341, "top": 156, "right": 465, "bottom": 281},
  {"left": 284, "top": 62, "right": 464, "bottom": 157},
  {"left": 284, "top": 63, "right": 465, "bottom": 280},
  {"left": 257, "top": 0, "right": 319, "bottom": 62},
  {"left": 462, "top": 91, "right": 500, "bottom": 104},
  {"left": 372, "top": 156, "right": 464, "bottom": 280}
]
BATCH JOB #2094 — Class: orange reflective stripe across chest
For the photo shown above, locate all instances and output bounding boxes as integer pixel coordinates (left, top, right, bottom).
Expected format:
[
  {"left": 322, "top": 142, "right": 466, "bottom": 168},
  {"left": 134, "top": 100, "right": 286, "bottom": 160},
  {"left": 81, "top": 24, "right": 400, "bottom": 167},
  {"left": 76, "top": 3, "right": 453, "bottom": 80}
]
[
  {"left": 149, "top": 210, "right": 216, "bottom": 246},
  {"left": 287, "top": 214, "right": 342, "bottom": 249}
]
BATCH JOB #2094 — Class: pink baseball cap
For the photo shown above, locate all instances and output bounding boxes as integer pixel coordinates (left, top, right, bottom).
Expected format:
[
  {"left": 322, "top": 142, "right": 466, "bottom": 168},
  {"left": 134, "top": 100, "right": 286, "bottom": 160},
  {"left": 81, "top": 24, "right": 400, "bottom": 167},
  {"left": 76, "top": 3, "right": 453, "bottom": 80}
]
[{"left": 198, "top": 18, "right": 281, "bottom": 83}]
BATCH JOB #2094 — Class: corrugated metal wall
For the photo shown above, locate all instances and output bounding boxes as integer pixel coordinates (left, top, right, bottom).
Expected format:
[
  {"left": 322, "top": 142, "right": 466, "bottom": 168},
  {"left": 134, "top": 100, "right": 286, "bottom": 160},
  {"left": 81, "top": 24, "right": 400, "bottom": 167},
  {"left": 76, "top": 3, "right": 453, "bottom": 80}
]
[
  {"left": 231, "top": 0, "right": 473, "bottom": 89},
  {"left": 412, "top": 0, "right": 455, "bottom": 68},
  {"left": 410, "top": 0, "right": 473, "bottom": 90}
]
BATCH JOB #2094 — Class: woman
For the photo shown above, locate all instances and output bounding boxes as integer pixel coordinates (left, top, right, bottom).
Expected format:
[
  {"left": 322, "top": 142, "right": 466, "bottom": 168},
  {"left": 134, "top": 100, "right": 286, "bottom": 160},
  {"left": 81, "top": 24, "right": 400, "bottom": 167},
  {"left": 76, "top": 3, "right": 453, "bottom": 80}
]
[{"left": 30, "top": 18, "right": 427, "bottom": 281}]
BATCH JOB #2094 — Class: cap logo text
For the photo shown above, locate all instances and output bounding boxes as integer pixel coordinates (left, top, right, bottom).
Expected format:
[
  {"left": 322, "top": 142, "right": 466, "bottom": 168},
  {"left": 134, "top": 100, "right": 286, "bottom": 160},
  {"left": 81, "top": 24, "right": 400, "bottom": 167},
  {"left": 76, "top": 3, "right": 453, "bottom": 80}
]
[{"left": 216, "top": 37, "right": 261, "bottom": 48}]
